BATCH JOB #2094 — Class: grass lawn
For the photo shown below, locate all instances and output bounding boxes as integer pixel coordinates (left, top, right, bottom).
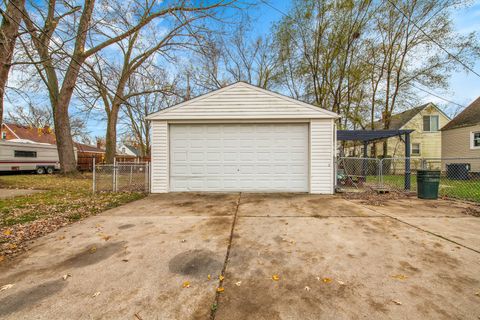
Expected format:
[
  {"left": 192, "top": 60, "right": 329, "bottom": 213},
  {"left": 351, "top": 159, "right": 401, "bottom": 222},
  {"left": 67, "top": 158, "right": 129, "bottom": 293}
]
[
  {"left": 381, "top": 174, "right": 480, "bottom": 203},
  {"left": 0, "top": 174, "right": 146, "bottom": 258}
]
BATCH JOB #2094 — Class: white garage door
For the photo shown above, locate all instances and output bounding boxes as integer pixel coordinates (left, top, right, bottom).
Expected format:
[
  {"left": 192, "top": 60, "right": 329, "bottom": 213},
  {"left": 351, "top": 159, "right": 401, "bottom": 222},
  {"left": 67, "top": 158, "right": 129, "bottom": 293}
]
[{"left": 169, "top": 123, "right": 309, "bottom": 192}]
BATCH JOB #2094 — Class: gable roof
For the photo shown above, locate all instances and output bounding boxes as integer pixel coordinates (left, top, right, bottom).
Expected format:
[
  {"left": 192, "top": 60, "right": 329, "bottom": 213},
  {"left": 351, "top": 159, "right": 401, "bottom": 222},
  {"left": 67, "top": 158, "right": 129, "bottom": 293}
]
[
  {"left": 374, "top": 103, "right": 448, "bottom": 130},
  {"left": 75, "top": 142, "right": 105, "bottom": 154},
  {"left": 146, "top": 82, "right": 339, "bottom": 120},
  {"left": 441, "top": 96, "right": 480, "bottom": 131},
  {"left": 120, "top": 144, "right": 141, "bottom": 156},
  {"left": 2, "top": 123, "right": 56, "bottom": 144}
]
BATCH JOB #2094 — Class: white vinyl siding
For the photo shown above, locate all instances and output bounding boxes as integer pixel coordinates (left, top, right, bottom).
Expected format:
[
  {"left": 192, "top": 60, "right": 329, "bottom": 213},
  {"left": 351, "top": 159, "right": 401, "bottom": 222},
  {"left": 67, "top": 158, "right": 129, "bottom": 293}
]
[
  {"left": 147, "top": 83, "right": 338, "bottom": 120},
  {"left": 148, "top": 82, "right": 338, "bottom": 194},
  {"left": 310, "top": 119, "right": 334, "bottom": 194},
  {"left": 169, "top": 123, "right": 309, "bottom": 192},
  {"left": 150, "top": 121, "right": 169, "bottom": 193}
]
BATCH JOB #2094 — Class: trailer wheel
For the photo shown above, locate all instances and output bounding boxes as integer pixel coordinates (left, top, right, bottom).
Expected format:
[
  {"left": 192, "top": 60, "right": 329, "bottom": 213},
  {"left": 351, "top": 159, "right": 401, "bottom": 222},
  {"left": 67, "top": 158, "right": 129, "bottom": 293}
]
[
  {"left": 36, "top": 167, "right": 45, "bottom": 174},
  {"left": 46, "top": 167, "right": 54, "bottom": 174}
]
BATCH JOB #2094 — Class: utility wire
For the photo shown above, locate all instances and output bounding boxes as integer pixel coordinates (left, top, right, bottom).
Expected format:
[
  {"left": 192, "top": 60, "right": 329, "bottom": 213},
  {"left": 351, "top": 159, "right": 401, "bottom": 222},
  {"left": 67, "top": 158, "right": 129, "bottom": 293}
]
[
  {"left": 385, "top": 0, "right": 480, "bottom": 79},
  {"left": 259, "top": 0, "right": 466, "bottom": 109}
]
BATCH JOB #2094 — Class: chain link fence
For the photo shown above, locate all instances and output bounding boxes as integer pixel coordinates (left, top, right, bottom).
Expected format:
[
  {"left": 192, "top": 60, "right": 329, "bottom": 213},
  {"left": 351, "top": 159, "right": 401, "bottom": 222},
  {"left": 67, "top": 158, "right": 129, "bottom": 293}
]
[
  {"left": 337, "top": 157, "right": 480, "bottom": 203},
  {"left": 93, "top": 161, "right": 150, "bottom": 193}
]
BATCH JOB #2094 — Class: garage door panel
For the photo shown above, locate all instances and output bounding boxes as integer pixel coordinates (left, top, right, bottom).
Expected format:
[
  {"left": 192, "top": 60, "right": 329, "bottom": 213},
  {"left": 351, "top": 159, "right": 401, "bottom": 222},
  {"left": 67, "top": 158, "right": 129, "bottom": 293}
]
[{"left": 169, "top": 123, "right": 308, "bottom": 192}]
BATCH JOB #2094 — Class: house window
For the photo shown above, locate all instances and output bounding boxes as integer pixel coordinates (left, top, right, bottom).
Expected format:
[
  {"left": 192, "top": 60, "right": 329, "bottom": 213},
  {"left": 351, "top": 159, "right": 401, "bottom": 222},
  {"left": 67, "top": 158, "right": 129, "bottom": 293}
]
[
  {"left": 14, "top": 150, "right": 37, "bottom": 158},
  {"left": 423, "top": 115, "right": 439, "bottom": 132},
  {"left": 472, "top": 132, "right": 480, "bottom": 149},
  {"left": 411, "top": 143, "right": 421, "bottom": 155},
  {"left": 1, "top": 131, "right": 6, "bottom": 139}
]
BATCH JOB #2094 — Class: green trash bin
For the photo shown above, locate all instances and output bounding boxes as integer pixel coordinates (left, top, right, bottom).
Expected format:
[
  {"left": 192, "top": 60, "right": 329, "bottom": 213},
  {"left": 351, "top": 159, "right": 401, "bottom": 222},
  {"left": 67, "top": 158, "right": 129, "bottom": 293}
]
[{"left": 417, "top": 170, "right": 440, "bottom": 199}]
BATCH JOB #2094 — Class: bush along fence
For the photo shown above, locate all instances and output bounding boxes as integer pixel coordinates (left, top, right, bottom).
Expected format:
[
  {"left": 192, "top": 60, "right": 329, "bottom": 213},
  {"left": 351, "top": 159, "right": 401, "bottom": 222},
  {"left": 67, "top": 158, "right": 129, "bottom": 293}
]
[
  {"left": 336, "top": 157, "right": 480, "bottom": 203},
  {"left": 92, "top": 159, "right": 150, "bottom": 193}
]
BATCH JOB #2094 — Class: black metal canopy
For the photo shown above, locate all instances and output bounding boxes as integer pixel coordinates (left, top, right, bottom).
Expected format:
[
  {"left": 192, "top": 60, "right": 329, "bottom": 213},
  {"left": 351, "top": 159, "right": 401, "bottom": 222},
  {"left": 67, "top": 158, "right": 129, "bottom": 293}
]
[
  {"left": 337, "top": 130, "right": 414, "bottom": 142},
  {"left": 337, "top": 129, "right": 414, "bottom": 191}
]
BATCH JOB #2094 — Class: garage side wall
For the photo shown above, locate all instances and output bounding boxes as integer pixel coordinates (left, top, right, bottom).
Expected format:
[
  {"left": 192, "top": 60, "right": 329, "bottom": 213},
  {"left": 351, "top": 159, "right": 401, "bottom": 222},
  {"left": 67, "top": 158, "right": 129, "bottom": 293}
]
[
  {"left": 151, "top": 121, "right": 169, "bottom": 193},
  {"left": 310, "top": 119, "right": 334, "bottom": 194}
]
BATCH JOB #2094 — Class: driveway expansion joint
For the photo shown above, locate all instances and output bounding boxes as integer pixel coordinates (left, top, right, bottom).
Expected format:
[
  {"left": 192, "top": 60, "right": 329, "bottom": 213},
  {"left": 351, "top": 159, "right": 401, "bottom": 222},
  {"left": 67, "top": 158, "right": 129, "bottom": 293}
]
[
  {"left": 350, "top": 199, "right": 480, "bottom": 255},
  {"left": 210, "top": 192, "right": 242, "bottom": 320}
]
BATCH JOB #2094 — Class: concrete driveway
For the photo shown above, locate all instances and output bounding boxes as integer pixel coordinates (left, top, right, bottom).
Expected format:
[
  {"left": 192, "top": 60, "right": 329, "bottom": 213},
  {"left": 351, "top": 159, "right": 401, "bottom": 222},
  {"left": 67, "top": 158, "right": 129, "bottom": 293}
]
[{"left": 0, "top": 193, "right": 479, "bottom": 319}]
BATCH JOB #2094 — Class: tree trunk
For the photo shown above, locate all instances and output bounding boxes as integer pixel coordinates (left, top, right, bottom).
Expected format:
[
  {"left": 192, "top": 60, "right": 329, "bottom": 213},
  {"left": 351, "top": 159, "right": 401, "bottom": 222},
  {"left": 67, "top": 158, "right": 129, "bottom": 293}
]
[
  {"left": 0, "top": 0, "right": 26, "bottom": 125},
  {"left": 105, "top": 106, "right": 119, "bottom": 164},
  {"left": 53, "top": 100, "right": 77, "bottom": 173}
]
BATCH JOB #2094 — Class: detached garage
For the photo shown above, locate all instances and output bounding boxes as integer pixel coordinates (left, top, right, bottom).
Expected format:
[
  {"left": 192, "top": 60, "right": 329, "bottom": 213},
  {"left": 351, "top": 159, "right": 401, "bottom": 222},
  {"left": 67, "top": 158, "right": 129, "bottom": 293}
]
[{"left": 146, "top": 82, "right": 339, "bottom": 194}]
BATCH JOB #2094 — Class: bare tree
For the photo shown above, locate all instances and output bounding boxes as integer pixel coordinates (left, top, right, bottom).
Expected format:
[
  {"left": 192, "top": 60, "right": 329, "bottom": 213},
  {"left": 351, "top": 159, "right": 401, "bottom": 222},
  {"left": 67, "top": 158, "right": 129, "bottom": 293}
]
[
  {"left": 20, "top": 0, "right": 235, "bottom": 172},
  {"left": 81, "top": 0, "right": 228, "bottom": 163},
  {"left": 118, "top": 67, "right": 183, "bottom": 157},
  {"left": 0, "top": 0, "right": 26, "bottom": 125},
  {"left": 6, "top": 102, "right": 91, "bottom": 141}
]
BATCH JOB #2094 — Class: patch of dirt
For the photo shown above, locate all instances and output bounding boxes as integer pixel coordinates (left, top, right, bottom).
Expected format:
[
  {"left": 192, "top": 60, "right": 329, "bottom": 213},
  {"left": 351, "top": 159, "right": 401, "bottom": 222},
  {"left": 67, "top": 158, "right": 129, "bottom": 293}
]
[
  {"left": 342, "top": 190, "right": 412, "bottom": 206},
  {"left": 168, "top": 249, "right": 222, "bottom": 278},
  {"left": 462, "top": 206, "right": 480, "bottom": 217}
]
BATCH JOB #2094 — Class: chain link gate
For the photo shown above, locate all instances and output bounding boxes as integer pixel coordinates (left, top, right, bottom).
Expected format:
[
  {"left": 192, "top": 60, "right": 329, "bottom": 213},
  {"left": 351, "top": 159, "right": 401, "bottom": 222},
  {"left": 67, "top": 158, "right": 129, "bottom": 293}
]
[{"left": 93, "top": 159, "right": 150, "bottom": 193}]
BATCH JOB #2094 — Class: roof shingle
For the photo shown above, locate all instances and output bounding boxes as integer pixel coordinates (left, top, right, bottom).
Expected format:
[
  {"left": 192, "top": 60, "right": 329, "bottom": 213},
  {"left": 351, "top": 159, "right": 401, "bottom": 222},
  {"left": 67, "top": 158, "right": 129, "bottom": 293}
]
[{"left": 441, "top": 96, "right": 480, "bottom": 131}]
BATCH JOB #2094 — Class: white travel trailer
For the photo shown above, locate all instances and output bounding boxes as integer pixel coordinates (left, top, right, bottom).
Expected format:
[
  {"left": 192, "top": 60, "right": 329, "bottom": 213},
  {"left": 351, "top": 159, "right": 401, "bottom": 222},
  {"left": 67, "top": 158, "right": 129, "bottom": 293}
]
[{"left": 0, "top": 140, "right": 61, "bottom": 174}]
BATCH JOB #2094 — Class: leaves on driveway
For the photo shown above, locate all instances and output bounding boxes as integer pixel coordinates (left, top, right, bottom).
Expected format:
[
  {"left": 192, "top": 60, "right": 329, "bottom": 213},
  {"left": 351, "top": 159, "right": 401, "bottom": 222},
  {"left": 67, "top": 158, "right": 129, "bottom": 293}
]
[
  {"left": 391, "top": 274, "right": 408, "bottom": 281},
  {"left": 272, "top": 274, "right": 280, "bottom": 281},
  {"left": 0, "top": 284, "right": 14, "bottom": 292}
]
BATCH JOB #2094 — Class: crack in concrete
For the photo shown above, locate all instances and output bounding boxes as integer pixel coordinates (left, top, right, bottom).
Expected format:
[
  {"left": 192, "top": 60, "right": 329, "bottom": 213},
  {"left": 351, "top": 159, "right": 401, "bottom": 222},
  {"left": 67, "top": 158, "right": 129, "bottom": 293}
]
[{"left": 210, "top": 192, "right": 242, "bottom": 320}]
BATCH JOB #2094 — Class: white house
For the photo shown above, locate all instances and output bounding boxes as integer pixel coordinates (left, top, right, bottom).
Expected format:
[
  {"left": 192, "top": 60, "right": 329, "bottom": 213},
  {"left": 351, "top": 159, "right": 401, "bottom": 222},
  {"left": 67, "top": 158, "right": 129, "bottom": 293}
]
[{"left": 146, "top": 82, "right": 339, "bottom": 194}]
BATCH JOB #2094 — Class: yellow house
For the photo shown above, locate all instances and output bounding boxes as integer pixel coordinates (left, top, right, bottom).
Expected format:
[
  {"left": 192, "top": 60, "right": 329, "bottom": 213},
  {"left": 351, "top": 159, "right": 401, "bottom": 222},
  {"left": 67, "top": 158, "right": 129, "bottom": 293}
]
[
  {"left": 441, "top": 97, "right": 480, "bottom": 172},
  {"left": 370, "top": 103, "right": 451, "bottom": 159}
]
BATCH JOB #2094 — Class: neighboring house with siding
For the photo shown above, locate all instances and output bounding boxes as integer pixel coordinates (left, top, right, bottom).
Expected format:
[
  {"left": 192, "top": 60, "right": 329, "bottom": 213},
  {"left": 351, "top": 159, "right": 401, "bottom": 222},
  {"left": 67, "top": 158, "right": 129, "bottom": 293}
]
[
  {"left": 369, "top": 103, "right": 450, "bottom": 159},
  {"left": 441, "top": 97, "right": 480, "bottom": 172}
]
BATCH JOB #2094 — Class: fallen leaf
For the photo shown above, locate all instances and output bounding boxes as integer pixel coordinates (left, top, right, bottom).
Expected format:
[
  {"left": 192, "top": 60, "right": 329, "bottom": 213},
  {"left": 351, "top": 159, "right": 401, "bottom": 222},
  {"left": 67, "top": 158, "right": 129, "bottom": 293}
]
[
  {"left": 391, "top": 274, "right": 408, "bottom": 281},
  {"left": 122, "top": 259, "right": 129, "bottom": 262},
  {"left": 337, "top": 280, "right": 345, "bottom": 285},
  {"left": 316, "top": 276, "right": 321, "bottom": 281},
  {"left": 0, "top": 284, "right": 14, "bottom": 292},
  {"left": 181, "top": 239, "right": 186, "bottom": 243},
  {"left": 272, "top": 274, "right": 280, "bottom": 281},
  {"left": 8, "top": 244, "right": 16, "bottom": 250},
  {"left": 304, "top": 286, "right": 310, "bottom": 291},
  {"left": 100, "top": 233, "right": 112, "bottom": 241},
  {"left": 392, "top": 300, "right": 402, "bottom": 305},
  {"left": 219, "top": 275, "right": 225, "bottom": 281},
  {"left": 3, "top": 229, "right": 12, "bottom": 236},
  {"left": 89, "top": 246, "right": 97, "bottom": 254},
  {"left": 322, "top": 277, "right": 332, "bottom": 283},
  {"left": 207, "top": 274, "right": 211, "bottom": 280},
  {"left": 216, "top": 287, "right": 225, "bottom": 293},
  {"left": 92, "top": 291, "right": 100, "bottom": 298},
  {"left": 62, "top": 273, "right": 72, "bottom": 280},
  {"left": 182, "top": 281, "right": 190, "bottom": 288},
  {"left": 475, "top": 291, "right": 480, "bottom": 296},
  {"left": 235, "top": 281, "right": 242, "bottom": 287}
]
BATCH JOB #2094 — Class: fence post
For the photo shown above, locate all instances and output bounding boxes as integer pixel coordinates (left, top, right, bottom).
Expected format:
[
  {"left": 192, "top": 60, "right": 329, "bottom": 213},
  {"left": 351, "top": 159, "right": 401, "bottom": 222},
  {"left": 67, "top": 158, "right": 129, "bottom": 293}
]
[
  {"left": 92, "top": 157, "right": 96, "bottom": 194},
  {"left": 113, "top": 158, "right": 117, "bottom": 192},
  {"left": 145, "top": 162, "right": 150, "bottom": 193},
  {"left": 379, "top": 158, "right": 383, "bottom": 189}
]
